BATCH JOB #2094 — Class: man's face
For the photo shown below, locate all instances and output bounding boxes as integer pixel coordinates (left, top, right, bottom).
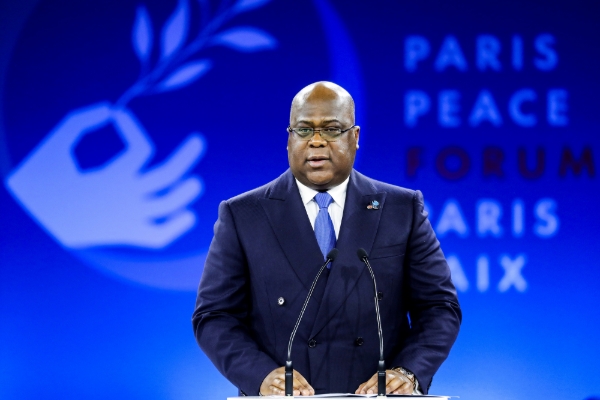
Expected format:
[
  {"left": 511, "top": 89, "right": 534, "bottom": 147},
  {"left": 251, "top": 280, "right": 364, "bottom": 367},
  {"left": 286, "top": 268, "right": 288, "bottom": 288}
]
[{"left": 288, "top": 96, "right": 359, "bottom": 190}]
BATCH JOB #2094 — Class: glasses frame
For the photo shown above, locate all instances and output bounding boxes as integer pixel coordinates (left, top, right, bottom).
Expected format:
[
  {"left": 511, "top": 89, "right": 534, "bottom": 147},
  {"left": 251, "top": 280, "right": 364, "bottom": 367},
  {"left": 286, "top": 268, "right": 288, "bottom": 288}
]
[{"left": 287, "top": 124, "right": 356, "bottom": 142}]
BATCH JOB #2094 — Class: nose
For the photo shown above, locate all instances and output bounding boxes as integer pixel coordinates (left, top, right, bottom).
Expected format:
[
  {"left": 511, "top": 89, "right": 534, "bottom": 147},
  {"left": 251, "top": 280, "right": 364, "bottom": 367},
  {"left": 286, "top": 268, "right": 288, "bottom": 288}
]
[{"left": 308, "top": 131, "right": 327, "bottom": 147}]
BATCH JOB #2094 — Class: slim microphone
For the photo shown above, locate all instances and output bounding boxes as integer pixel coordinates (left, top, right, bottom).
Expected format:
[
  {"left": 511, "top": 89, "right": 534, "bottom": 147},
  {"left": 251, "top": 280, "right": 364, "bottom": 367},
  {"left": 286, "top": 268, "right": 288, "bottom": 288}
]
[
  {"left": 357, "top": 248, "right": 386, "bottom": 396},
  {"left": 285, "top": 248, "right": 338, "bottom": 396}
]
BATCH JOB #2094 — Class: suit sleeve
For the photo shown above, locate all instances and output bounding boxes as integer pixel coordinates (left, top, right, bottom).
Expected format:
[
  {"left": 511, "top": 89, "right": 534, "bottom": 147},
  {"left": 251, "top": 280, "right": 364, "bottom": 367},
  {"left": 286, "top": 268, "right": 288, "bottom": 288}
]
[
  {"left": 192, "top": 200, "right": 279, "bottom": 396},
  {"left": 389, "top": 190, "right": 462, "bottom": 393}
]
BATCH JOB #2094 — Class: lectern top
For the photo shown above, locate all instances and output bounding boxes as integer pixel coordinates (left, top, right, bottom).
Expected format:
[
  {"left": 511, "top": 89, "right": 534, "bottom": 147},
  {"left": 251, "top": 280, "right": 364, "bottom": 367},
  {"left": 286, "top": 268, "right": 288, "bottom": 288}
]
[{"left": 227, "top": 395, "right": 451, "bottom": 399}]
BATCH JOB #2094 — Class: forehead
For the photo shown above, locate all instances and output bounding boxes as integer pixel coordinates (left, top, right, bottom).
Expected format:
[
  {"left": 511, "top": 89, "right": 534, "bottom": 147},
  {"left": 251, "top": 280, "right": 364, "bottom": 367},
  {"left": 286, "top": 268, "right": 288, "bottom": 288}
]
[{"left": 290, "top": 97, "right": 352, "bottom": 125}]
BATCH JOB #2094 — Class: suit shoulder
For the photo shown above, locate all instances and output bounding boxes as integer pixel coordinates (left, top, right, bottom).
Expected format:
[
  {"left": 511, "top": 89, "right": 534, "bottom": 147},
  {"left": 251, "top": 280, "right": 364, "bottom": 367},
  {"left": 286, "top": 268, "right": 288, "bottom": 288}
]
[
  {"left": 223, "top": 173, "right": 283, "bottom": 209},
  {"left": 225, "top": 183, "right": 269, "bottom": 207},
  {"left": 360, "top": 173, "right": 418, "bottom": 202}
]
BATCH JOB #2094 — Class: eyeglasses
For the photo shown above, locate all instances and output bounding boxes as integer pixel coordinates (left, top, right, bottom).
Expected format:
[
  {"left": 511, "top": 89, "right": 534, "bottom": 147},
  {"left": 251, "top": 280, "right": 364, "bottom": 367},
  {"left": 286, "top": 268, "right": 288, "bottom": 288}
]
[{"left": 287, "top": 125, "right": 356, "bottom": 141}]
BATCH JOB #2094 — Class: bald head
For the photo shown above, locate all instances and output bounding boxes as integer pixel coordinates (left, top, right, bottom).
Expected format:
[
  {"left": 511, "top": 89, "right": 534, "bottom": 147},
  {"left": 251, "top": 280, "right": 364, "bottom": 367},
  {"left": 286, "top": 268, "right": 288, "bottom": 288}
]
[{"left": 290, "top": 81, "right": 355, "bottom": 125}]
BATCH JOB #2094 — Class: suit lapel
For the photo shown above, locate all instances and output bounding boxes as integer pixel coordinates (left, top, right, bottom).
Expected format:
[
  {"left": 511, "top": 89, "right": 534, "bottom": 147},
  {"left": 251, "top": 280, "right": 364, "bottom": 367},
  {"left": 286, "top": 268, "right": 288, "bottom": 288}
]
[
  {"left": 310, "top": 170, "right": 387, "bottom": 337},
  {"left": 259, "top": 170, "right": 324, "bottom": 289}
]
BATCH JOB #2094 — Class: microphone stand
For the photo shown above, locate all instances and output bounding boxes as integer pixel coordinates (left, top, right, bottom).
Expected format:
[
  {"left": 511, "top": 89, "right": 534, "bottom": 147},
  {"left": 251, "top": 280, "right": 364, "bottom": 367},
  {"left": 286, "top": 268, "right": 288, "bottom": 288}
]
[
  {"left": 285, "top": 249, "right": 338, "bottom": 396},
  {"left": 358, "top": 249, "right": 386, "bottom": 397}
]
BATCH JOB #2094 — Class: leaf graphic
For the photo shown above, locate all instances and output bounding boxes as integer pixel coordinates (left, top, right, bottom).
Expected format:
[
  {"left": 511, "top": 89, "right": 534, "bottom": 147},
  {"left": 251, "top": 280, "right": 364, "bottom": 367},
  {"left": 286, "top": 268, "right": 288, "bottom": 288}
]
[
  {"left": 132, "top": 5, "right": 153, "bottom": 63},
  {"left": 157, "top": 60, "right": 212, "bottom": 92},
  {"left": 160, "top": 0, "right": 189, "bottom": 60},
  {"left": 211, "top": 27, "right": 277, "bottom": 53},
  {"left": 233, "top": 0, "right": 271, "bottom": 13}
]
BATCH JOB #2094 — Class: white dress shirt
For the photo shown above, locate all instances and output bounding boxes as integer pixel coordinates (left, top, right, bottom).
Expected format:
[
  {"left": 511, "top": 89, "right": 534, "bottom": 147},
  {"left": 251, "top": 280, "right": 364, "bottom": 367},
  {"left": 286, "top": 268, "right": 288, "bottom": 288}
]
[{"left": 295, "top": 176, "right": 349, "bottom": 239}]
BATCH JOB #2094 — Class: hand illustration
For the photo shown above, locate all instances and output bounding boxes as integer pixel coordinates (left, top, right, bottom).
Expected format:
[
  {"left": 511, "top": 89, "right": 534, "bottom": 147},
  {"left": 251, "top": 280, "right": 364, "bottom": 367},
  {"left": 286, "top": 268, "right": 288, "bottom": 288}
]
[{"left": 6, "top": 102, "right": 205, "bottom": 249}]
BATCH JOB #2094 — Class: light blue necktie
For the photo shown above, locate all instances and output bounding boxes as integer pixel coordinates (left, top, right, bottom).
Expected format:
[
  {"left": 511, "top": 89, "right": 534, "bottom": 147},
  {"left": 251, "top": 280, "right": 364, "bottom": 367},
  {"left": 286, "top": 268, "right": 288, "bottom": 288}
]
[{"left": 314, "top": 192, "right": 336, "bottom": 262}]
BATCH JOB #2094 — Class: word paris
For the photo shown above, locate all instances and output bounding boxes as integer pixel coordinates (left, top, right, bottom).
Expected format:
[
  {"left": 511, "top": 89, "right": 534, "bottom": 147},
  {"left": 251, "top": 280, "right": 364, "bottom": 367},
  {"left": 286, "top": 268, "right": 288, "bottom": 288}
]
[
  {"left": 403, "top": 34, "right": 567, "bottom": 128},
  {"left": 428, "top": 198, "right": 558, "bottom": 239}
]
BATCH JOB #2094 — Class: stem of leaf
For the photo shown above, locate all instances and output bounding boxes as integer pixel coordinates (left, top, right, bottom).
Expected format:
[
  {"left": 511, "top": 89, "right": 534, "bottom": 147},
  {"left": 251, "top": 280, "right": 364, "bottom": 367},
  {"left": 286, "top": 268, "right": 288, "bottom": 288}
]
[{"left": 116, "top": 4, "right": 236, "bottom": 107}]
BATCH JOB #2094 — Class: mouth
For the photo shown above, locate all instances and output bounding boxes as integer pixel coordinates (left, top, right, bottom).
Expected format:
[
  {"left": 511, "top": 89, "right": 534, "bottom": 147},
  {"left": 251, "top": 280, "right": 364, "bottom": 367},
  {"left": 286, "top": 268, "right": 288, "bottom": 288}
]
[{"left": 307, "top": 155, "right": 329, "bottom": 168}]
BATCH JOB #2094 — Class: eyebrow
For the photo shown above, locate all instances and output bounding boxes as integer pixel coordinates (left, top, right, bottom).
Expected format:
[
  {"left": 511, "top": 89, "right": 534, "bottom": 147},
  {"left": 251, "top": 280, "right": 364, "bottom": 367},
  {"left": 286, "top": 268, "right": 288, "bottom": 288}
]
[{"left": 295, "top": 118, "right": 341, "bottom": 126}]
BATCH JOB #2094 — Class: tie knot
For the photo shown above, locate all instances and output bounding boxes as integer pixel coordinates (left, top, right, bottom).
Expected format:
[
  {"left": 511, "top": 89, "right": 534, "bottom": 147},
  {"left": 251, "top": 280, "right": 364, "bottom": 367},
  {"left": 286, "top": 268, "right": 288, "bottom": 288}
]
[{"left": 314, "top": 192, "right": 334, "bottom": 209}]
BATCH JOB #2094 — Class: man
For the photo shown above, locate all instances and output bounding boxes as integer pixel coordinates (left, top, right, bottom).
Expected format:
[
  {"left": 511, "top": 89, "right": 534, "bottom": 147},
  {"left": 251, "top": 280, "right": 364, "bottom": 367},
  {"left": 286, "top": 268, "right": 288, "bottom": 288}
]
[{"left": 192, "top": 82, "right": 461, "bottom": 396}]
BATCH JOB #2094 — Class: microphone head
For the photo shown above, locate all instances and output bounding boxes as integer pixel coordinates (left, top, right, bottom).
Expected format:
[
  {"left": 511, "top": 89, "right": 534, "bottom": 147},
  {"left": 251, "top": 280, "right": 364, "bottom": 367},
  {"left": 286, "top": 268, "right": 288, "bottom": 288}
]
[
  {"left": 357, "top": 248, "right": 369, "bottom": 260},
  {"left": 326, "top": 248, "right": 339, "bottom": 261}
]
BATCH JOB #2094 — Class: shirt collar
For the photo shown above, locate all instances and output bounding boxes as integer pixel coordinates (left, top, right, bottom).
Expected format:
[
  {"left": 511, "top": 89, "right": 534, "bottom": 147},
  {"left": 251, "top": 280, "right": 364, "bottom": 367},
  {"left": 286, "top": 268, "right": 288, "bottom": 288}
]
[{"left": 295, "top": 176, "right": 350, "bottom": 208}]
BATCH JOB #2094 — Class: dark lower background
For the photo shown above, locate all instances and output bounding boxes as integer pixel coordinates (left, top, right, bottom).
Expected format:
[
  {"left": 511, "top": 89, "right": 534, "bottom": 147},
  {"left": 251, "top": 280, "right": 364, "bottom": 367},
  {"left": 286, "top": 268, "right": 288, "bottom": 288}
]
[{"left": 1, "top": 0, "right": 598, "bottom": 399}]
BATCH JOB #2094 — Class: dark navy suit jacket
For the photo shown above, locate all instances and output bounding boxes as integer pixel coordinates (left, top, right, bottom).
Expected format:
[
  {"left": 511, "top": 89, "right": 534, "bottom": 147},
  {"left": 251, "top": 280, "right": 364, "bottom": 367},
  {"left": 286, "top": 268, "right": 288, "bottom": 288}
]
[{"left": 192, "top": 169, "right": 461, "bottom": 395}]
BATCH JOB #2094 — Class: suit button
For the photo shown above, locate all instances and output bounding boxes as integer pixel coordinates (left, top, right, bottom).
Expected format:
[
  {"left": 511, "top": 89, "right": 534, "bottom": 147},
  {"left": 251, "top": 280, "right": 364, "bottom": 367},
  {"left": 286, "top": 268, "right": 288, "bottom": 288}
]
[
  {"left": 355, "top": 337, "right": 364, "bottom": 346},
  {"left": 377, "top": 291, "right": 383, "bottom": 300},
  {"left": 308, "top": 339, "right": 317, "bottom": 348},
  {"left": 277, "top": 297, "right": 285, "bottom": 306}
]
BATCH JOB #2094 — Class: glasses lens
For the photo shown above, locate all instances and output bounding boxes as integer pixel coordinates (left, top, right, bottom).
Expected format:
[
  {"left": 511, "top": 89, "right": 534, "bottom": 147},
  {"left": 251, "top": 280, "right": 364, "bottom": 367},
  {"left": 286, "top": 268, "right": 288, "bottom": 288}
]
[
  {"left": 290, "top": 127, "right": 345, "bottom": 141},
  {"left": 294, "top": 128, "right": 313, "bottom": 139},
  {"left": 320, "top": 128, "right": 342, "bottom": 140}
]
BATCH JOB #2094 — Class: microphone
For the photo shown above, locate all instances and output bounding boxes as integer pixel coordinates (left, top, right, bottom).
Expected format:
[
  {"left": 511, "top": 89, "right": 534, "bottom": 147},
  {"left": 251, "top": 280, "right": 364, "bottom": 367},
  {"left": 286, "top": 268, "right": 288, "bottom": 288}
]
[
  {"left": 357, "top": 248, "right": 386, "bottom": 396},
  {"left": 285, "top": 248, "right": 338, "bottom": 396}
]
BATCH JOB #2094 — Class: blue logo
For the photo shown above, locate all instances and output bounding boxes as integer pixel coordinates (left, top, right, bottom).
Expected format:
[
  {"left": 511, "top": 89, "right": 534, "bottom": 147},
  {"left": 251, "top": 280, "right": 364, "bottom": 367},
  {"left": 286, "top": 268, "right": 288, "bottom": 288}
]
[{"left": 2, "top": 0, "right": 363, "bottom": 290}]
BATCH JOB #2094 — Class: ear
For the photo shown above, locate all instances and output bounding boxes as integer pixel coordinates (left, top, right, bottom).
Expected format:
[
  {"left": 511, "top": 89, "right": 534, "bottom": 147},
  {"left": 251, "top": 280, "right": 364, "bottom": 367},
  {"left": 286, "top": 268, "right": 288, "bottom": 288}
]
[{"left": 354, "top": 126, "right": 360, "bottom": 148}]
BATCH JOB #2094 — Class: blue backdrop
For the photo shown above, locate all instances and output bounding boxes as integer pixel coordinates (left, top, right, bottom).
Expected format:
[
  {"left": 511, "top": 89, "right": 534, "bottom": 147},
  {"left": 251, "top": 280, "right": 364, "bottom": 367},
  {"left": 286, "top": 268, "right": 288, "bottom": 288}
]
[{"left": 1, "top": 0, "right": 598, "bottom": 399}]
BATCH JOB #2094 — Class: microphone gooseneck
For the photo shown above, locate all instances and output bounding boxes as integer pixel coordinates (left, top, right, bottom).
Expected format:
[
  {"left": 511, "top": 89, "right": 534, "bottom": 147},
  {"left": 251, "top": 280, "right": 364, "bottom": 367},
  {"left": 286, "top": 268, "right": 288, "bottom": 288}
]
[
  {"left": 357, "top": 248, "right": 386, "bottom": 396},
  {"left": 285, "top": 248, "right": 338, "bottom": 396}
]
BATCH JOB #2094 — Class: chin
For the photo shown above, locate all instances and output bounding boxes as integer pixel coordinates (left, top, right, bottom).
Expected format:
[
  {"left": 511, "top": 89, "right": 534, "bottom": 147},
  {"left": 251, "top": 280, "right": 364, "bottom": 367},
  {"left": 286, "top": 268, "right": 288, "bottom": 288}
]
[{"left": 307, "top": 174, "right": 335, "bottom": 189}]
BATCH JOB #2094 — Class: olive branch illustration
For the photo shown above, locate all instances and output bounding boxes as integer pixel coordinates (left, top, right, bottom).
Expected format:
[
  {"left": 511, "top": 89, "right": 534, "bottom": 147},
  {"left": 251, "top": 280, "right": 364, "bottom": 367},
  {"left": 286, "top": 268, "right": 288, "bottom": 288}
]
[{"left": 116, "top": 0, "right": 276, "bottom": 107}]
